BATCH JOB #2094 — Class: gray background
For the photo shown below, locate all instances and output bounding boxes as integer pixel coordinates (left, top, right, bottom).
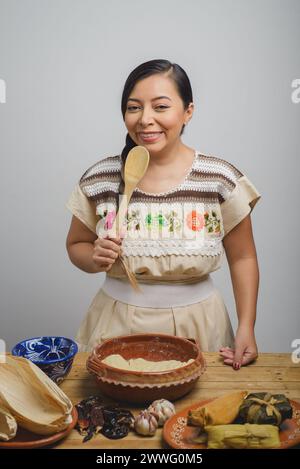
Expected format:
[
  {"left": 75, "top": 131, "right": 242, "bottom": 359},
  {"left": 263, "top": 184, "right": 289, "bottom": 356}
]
[{"left": 0, "top": 0, "right": 299, "bottom": 352}]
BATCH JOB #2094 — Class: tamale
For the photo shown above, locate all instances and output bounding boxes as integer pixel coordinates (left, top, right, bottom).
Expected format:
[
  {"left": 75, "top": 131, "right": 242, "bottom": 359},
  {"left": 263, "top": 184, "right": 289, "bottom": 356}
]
[
  {"left": 187, "top": 391, "right": 248, "bottom": 429},
  {"left": 205, "top": 423, "right": 280, "bottom": 449},
  {"left": 0, "top": 356, "right": 73, "bottom": 435},
  {"left": 0, "top": 405, "right": 17, "bottom": 441},
  {"left": 237, "top": 392, "right": 293, "bottom": 426}
]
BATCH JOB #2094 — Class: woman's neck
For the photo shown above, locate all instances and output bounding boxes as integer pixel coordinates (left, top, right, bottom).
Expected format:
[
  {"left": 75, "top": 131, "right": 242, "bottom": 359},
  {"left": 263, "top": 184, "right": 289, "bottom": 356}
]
[
  {"left": 136, "top": 143, "right": 196, "bottom": 193},
  {"left": 147, "top": 142, "right": 193, "bottom": 172}
]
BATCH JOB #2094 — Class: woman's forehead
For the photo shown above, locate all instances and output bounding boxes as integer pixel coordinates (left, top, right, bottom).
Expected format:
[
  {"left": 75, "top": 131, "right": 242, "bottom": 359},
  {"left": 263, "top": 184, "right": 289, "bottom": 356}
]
[{"left": 129, "top": 74, "right": 178, "bottom": 100}]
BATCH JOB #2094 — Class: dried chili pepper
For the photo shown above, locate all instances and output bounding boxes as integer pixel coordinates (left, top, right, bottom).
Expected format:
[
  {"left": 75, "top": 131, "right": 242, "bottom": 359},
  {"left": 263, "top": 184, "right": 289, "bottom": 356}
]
[{"left": 75, "top": 397, "right": 134, "bottom": 441}]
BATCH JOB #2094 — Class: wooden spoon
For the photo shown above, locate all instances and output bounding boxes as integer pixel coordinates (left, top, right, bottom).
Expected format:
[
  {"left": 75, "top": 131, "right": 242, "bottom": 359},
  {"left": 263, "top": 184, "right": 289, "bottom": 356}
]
[{"left": 108, "top": 146, "right": 150, "bottom": 289}]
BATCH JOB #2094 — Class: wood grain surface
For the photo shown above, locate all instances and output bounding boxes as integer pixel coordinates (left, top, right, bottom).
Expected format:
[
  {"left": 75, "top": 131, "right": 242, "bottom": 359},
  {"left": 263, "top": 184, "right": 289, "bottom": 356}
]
[{"left": 54, "top": 352, "right": 300, "bottom": 449}]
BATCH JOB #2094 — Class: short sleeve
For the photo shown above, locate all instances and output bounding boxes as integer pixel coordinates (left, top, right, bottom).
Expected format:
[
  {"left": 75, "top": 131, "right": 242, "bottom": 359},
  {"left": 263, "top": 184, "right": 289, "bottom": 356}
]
[
  {"left": 66, "top": 183, "right": 99, "bottom": 234},
  {"left": 220, "top": 174, "right": 261, "bottom": 236}
]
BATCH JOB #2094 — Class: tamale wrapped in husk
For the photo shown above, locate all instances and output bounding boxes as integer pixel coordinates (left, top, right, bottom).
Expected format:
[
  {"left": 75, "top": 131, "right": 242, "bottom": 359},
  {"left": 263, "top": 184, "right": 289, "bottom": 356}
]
[
  {"left": 205, "top": 423, "right": 280, "bottom": 449},
  {"left": 237, "top": 392, "right": 293, "bottom": 426},
  {"left": 187, "top": 391, "right": 248, "bottom": 429},
  {"left": 0, "top": 356, "right": 73, "bottom": 435},
  {"left": 0, "top": 405, "right": 17, "bottom": 441}
]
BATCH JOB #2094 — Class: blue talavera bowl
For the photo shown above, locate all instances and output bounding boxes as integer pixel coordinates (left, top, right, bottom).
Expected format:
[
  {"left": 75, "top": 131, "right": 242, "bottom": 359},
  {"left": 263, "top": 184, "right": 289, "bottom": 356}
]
[{"left": 11, "top": 336, "right": 78, "bottom": 384}]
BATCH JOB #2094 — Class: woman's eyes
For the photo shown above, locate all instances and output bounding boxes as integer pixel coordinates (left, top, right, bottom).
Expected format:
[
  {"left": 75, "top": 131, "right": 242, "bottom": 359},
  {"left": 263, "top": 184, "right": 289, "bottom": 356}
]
[{"left": 126, "top": 105, "right": 169, "bottom": 111}]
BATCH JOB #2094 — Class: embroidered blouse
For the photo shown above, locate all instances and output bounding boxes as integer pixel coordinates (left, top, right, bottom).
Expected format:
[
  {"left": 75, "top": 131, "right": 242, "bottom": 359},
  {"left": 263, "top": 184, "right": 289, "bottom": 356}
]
[{"left": 66, "top": 150, "right": 261, "bottom": 284}]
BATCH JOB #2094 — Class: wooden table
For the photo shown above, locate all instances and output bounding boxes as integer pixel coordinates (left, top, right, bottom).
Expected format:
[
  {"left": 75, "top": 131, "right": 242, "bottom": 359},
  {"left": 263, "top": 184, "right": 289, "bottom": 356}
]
[{"left": 57, "top": 352, "right": 300, "bottom": 449}]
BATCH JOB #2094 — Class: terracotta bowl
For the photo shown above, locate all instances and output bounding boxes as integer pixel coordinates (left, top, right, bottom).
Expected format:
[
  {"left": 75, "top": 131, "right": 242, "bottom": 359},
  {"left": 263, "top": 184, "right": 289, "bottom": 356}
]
[{"left": 86, "top": 333, "right": 206, "bottom": 404}]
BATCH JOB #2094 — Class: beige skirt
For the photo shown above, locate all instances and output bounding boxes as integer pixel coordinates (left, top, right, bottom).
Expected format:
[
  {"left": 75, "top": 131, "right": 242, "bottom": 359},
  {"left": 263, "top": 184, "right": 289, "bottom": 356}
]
[{"left": 75, "top": 287, "right": 235, "bottom": 352}]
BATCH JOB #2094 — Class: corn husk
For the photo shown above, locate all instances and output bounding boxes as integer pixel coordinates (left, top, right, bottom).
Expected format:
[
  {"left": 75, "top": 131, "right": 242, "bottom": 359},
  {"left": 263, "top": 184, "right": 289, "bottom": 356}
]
[
  {"left": 0, "top": 405, "right": 17, "bottom": 441},
  {"left": 205, "top": 423, "right": 280, "bottom": 449},
  {"left": 0, "top": 356, "right": 73, "bottom": 435},
  {"left": 187, "top": 391, "right": 248, "bottom": 429}
]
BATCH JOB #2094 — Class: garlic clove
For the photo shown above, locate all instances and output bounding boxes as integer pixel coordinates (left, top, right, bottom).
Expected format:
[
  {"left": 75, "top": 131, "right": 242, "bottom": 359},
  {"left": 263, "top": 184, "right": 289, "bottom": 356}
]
[{"left": 134, "top": 410, "right": 158, "bottom": 436}]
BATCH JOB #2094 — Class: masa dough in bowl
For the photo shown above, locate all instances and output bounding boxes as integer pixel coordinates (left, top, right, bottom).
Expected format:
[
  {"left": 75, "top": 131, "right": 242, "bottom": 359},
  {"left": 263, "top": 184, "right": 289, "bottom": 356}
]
[{"left": 101, "top": 354, "right": 194, "bottom": 372}]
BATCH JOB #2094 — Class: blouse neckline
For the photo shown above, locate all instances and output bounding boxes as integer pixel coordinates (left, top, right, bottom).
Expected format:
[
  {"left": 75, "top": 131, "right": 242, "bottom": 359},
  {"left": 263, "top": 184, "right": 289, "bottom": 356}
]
[{"left": 133, "top": 149, "right": 198, "bottom": 197}]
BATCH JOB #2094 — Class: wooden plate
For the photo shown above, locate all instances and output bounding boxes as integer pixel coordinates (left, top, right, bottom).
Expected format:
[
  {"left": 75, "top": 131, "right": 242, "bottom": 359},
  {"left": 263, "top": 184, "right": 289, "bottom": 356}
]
[
  {"left": 163, "top": 398, "right": 300, "bottom": 449},
  {"left": 0, "top": 407, "right": 78, "bottom": 449}
]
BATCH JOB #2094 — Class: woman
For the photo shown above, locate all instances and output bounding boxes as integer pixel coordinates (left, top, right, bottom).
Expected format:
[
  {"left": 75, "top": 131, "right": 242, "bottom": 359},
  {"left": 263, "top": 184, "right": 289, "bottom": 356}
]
[{"left": 66, "top": 59, "right": 261, "bottom": 369}]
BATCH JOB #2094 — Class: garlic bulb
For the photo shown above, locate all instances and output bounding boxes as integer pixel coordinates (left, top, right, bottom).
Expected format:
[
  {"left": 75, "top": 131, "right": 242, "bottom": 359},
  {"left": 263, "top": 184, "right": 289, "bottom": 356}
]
[
  {"left": 134, "top": 410, "right": 158, "bottom": 436},
  {"left": 148, "top": 399, "right": 176, "bottom": 427}
]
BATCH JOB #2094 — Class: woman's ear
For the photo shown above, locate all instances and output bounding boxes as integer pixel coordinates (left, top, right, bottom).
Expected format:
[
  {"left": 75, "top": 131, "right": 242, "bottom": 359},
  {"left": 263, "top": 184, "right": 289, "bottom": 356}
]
[{"left": 185, "top": 102, "right": 194, "bottom": 124}]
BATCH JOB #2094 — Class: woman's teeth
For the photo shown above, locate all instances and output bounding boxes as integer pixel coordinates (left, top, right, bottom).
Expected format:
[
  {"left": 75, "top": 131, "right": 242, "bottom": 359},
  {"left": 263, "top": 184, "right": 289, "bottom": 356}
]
[{"left": 139, "top": 132, "right": 163, "bottom": 142}]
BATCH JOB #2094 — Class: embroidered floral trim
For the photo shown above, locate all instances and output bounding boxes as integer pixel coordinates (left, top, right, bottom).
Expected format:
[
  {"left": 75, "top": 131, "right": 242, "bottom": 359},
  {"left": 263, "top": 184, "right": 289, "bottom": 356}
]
[{"left": 97, "top": 202, "right": 224, "bottom": 240}]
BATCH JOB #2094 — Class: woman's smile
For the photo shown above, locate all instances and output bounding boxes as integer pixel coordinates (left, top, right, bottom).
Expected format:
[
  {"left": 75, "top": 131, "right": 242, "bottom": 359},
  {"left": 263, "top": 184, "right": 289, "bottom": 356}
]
[{"left": 138, "top": 132, "right": 164, "bottom": 143}]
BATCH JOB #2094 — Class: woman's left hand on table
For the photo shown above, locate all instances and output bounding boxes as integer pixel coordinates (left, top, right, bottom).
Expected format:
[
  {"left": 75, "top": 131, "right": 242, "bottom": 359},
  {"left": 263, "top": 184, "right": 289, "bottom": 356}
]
[{"left": 219, "top": 326, "right": 258, "bottom": 370}]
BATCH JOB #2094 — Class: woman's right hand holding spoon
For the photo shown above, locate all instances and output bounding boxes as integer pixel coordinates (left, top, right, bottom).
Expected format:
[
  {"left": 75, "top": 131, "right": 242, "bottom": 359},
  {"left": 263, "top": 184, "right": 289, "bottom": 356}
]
[{"left": 92, "top": 236, "right": 122, "bottom": 272}]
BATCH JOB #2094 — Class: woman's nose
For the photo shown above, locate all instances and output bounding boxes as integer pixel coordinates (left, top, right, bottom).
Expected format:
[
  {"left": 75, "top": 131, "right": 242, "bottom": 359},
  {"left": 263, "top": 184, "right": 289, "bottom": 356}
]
[{"left": 138, "top": 108, "right": 155, "bottom": 126}]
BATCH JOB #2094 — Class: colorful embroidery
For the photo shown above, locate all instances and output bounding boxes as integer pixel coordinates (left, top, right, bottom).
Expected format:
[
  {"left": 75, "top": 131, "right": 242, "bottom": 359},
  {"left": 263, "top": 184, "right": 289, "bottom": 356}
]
[
  {"left": 125, "top": 209, "right": 142, "bottom": 231},
  {"left": 145, "top": 210, "right": 182, "bottom": 233},
  {"left": 96, "top": 208, "right": 117, "bottom": 233},
  {"left": 145, "top": 213, "right": 166, "bottom": 230},
  {"left": 204, "top": 210, "right": 222, "bottom": 234},
  {"left": 165, "top": 210, "right": 182, "bottom": 232},
  {"left": 97, "top": 204, "right": 223, "bottom": 240},
  {"left": 186, "top": 210, "right": 205, "bottom": 232},
  {"left": 104, "top": 210, "right": 116, "bottom": 230}
]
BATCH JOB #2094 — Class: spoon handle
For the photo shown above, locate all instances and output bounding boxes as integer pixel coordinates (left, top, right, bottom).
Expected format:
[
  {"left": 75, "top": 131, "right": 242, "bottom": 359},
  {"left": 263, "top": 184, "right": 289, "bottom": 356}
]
[
  {"left": 119, "top": 255, "right": 141, "bottom": 292},
  {"left": 107, "top": 186, "right": 141, "bottom": 291},
  {"left": 110, "top": 185, "right": 134, "bottom": 237}
]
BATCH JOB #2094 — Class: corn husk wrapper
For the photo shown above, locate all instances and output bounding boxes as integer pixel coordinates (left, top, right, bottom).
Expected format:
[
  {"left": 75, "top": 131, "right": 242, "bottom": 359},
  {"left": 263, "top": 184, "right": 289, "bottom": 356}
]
[
  {"left": 0, "top": 356, "right": 73, "bottom": 435},
  {"left": 205, "top": 423, "right": 280, "bottom": 449},
  {"left": 187, "top": 391, "right": 248, "bottom": 429},
  {"left": 0, "top": 405, "right": 17, "bottom": 441}
]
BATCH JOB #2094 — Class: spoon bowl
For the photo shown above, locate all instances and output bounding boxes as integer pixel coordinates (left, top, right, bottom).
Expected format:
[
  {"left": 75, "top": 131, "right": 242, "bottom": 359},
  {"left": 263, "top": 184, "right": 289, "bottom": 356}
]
[{"left": 111, "top": 146, "right": 150, "bottom": 236}]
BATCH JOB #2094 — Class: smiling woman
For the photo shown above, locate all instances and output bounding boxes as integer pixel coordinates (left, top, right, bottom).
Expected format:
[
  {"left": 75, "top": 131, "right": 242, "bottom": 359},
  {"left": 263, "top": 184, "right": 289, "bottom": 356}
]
[{"left": 66, "top": 59, "right": 261, "bottom": 370}]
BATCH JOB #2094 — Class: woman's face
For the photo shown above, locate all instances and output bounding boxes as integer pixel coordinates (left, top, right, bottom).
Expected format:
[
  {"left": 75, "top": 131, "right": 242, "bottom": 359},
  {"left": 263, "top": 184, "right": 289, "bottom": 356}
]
[{"left": 124, "top": 74, "right": 194, "bottom": 153}]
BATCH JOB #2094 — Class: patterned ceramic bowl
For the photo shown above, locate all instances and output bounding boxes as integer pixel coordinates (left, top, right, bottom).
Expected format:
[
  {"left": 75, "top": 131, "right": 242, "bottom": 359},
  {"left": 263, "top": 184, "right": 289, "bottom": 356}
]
[
  {"left": 11, "top": 336, "right": 78, "bottom": 384},
  {"left": 87, "top": 333, "right": 206, "bottom": 404}
]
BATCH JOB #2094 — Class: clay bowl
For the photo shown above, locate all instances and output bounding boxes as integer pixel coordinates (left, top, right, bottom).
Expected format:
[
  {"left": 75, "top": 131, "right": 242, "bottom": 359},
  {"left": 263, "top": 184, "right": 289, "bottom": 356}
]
[{"left": 86, "top": 333, "right": 206, "bottom": 404}]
